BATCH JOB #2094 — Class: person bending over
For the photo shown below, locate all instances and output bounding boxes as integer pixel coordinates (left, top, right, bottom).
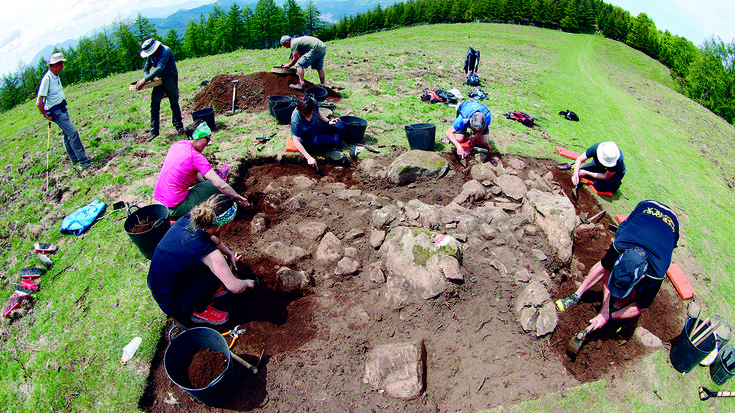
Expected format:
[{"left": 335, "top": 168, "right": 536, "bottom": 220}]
[
  {"left": 290, "top": 96, "right": 346, "bottom": 169},
  {"left": 445, "top": 100, "right": 492, "bottom": 159},
  {"left": 571, "top": 141, "right": 625, "bottom": 193},
  {"left": 148, "top": 194, "right": 255, "bottom": 325}
]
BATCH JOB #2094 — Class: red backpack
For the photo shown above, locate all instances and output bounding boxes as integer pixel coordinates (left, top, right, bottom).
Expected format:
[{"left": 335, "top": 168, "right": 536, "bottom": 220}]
[{"left": 505, "top": 111, "right": 535, "bottom": 127}]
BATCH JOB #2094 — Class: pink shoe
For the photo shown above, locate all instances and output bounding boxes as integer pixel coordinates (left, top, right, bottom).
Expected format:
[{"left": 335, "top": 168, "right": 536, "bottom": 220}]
[
  {"left": 212, "top": 285, "right": 228, "bottom": 299},
  {"left": 191, "top": 304, "right": 229, "bottom": 325},
  {"left": 215, "top": 164, "right": 230, "bottom": 181}
]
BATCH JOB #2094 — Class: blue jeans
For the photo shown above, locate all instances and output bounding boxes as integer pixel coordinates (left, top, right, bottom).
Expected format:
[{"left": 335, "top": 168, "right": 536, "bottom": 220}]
[
  {"left": 49, "top": 108, "right": 89, "bottom": 164},
  {"left": 150, "top": 75, "right": 183, "bottom": 135},
  {"left": 581, "top": 161, "right": 624, "bottom": 193}
]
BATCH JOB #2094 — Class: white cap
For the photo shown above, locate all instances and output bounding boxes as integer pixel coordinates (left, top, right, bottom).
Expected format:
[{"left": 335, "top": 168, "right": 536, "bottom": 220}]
[
  {"left": 280, "top": 35, "right": 292, "bottom": 46},
  {"left": 597, "top": 141, "right": 621, "bottom": 168}
]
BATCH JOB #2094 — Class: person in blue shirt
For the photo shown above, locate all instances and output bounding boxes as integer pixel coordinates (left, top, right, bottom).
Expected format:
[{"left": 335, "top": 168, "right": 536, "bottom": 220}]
[
  {"left": 556, "top": 200, "right": 679, "bottom": 346},
  {"left": 135, "top": 38, "right": 183, "bottom": 140},
  {"left": 572, "top": 141, "right": 626, "bottom": 193},
  {"left": 290, "top": 96, "right": 346, "bottom": 169},
  {"left": 147, "top": 194, "right": 255, "bottom": 325},
  {"left": 445, "top": 100, "right": 493, "bottom": 159}
]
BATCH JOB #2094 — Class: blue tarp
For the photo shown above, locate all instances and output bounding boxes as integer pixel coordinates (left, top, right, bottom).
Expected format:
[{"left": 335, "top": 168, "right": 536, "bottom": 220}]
[{"left": 60, "top": 199, "right": 106, "bottom": 235}]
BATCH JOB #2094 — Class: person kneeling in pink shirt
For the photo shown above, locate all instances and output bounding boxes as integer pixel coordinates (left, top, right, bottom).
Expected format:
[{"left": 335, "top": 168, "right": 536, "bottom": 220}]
[{"left": 153, "top": 121, "right": 248, "bottom": 219}]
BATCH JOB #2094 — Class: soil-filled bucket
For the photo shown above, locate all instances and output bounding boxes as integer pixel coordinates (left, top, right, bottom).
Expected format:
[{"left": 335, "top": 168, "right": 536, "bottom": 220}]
[
  {"left": 164, "top": 325, "right": 238, "bottom": 407},
  {"left": 405, "top": 122, "right": 436, "bottom": 151},
  {"left": 670, "top": 317, "right": 718, "bottom": 373},
  {"left": 192, "top": 108, "right": 216, "bottom": 131},
  {"left": 273, "top": 101, "right": 296, "bottom": 125},
  {"left": 268, "top": 95, "right": 293, "bottom": 117},
  {"left": 341, "top": 115, "right": 368, "bottom": 144},
  {"left": 123, "top": 204, "right": 170, "bottom": 260},
  {"left": 710, "top": 344, "right": 735, "bottom": 385}
]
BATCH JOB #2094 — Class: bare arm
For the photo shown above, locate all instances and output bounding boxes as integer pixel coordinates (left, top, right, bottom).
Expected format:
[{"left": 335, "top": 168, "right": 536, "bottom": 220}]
[
  {"left": 202, "top": 169, "right": 249, "bottom": 207},
  {"left": 201, "top": 249, "right": 254, "bottom": 294},
  {"left": 445, "top": 127, "right": 471, "bottom": 159},
  {"left": 284, "top": 52, "right": 301, "bottom": 68},
  {"left": 36, "top": 96, "right": 52, "bottom": 121},
  {"left": 292, "top": 134, "right": 317, "bottom": 167},
  {"left": 572, "top": 153, "right": 590, "bottom": 185}
]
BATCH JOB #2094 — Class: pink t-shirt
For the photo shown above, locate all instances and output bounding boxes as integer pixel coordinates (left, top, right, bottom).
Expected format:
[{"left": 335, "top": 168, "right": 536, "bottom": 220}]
[{"left": 153, "top": 141, "right": 213, "bottom": 207}]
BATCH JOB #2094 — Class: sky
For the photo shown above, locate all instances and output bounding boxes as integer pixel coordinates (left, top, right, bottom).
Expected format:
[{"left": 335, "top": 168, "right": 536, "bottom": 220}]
[{"left": 2, "top": 0, "right": 734, "bottom": 78}]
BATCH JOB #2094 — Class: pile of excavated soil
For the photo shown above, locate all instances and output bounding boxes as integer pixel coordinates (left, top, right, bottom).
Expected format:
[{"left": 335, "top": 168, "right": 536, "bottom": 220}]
[
  {"left": 139, "top": 153, "right": 686, "bottom": 412},
  {"left": 192, "top": 72, "right": 342, "bottom": 114}
]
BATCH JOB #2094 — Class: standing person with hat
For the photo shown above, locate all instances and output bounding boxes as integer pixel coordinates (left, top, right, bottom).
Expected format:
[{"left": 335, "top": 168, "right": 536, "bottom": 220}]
[
  {"left": 445, "top": 100, "right": 493, "bottom": 159},
  {"left": 555, "top": 200, "right": 679, "bottom": 348},
  {"left": 280, "top": 35, "right": 327, "bottom": 90},
  {"left": 571, "top": 141, "right": 626, "bottom": 193},
  {"left": 135, "top": 38, "right": 183, "bottom": 140},
  {"left": 35, "top": 52, "right": 93, "bottom": 169},
  {"left": 153, "top": 120, "right": 249, "bottom": 220}
]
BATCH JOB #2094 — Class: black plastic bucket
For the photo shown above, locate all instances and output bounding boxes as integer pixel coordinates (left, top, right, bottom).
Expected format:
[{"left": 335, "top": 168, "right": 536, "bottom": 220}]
[
  {"left": 710, "top": 344, "right": 735, "bottom": 385},
  {"left": 268, "top": 95, "right": 293, "bottom": 117},
  {"left": 164, "top": 325, "right": 238, "bottom": 407},
  {"left": 405, "top": 121, "right": 436, "bottom": 151},
  {"left": 341, "top": 115, "right": 368, "bottom": 144},
  {"left": 273, "top": 101, "right": 296, "bottom": 125},
  {"left": 192, "top": 108, "right": 216, "bottom": 131},
  {"left": 305, "top": 86, "right": 328, "bottom": 102},
  {"left": 123, "top": 204, "right": 170, "bottom": 260},
  {"left": 670, "top": 317, "right": 717, "bottom": 373}
]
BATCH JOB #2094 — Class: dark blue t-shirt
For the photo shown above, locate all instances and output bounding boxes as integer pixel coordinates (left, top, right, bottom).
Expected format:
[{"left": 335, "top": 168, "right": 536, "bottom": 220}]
[
  {"left": 585, "top": 142, "right": 626, "bottom": 175},
  {"left": 147, "top": 214, "right": 217, "bottom": 313},
  {"left": 291, "top": 109, "right": 318, "bottom": 138}
]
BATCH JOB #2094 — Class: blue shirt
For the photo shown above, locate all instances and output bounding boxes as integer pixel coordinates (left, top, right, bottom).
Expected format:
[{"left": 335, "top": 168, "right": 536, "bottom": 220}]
[
  {"left": 143, "top": 45, "right": 178, "bottom": 81},
  {"left": 452, "top": 101, "right": 491, "bottom": 132},
  {"left": 291, "top": 109, "right": 318, "bottom": 138},
  {"left": 613, "top": 200, "right": 679, "bottom": 280}
]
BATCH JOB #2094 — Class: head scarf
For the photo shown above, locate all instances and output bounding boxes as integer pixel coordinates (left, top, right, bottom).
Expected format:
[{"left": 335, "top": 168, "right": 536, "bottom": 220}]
[
  {"left": 212, "top": 203, "right": 237, "bottom": 227},
  {"left": 191, "top": 123, "right": 212, "bottom": 140}
]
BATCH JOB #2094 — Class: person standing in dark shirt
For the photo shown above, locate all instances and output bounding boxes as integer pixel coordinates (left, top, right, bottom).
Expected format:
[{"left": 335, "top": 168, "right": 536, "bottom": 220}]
[{"left": 135, "top": 38, "right": 183, "bottom": 140}]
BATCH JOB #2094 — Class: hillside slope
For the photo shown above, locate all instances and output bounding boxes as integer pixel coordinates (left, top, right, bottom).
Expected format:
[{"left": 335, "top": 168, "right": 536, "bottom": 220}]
[{"left": 0, "top": 23, "right": 733, "bottom": 412}]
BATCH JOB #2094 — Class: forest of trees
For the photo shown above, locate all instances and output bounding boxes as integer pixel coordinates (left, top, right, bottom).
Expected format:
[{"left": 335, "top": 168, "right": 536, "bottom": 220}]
[{"left": 1, "top": 0, "right": 734, "bottom": 125}]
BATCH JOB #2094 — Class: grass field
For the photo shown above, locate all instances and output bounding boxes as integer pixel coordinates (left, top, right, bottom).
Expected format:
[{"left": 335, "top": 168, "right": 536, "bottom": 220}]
[{"left": 1, "top": 23, "right": 734, "bottom": 411}]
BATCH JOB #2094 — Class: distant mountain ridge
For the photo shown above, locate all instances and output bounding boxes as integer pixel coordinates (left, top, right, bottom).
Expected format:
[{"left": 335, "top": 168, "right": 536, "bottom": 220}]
[{"left": 31, "top": 0, "right": 396, "bottom": 67}]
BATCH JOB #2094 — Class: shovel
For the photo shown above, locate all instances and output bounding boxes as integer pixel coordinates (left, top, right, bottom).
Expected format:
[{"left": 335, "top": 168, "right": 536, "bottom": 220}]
[
  {"left": 581, "top": 210, "right": 606, "bottom": 224},
  {"left": 699, "top": 386, "right": 735, "bottom": 401},
  {"left": 224, "top": 80, "right": 241, "bottom": 116},
  {"left": 572, "top": 184, "right": 579, "bottom": 201}
]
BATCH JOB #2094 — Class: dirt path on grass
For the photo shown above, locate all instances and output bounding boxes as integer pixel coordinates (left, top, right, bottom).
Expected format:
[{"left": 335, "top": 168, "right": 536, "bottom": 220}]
[{"left": 138, "top": 153, "right": 686, "bottom": 412}]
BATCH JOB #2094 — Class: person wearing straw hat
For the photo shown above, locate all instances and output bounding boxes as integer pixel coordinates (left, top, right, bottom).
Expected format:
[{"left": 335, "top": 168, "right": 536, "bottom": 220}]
[
  {"left": 153, "top": 120, "right": 249, "bottom": 220},
  {"left": 571, "top": 141, "right": 626, "bottom": 193},
  {"left": 35, "top": 52, "right": 93, "bottom": 169},
  {"left": 280, "top": 35, "right": 327, "bottom": 90},
  {"left": 445, "top": 100, "right": 493, "bottom": 159},
  {"left": 555, "top": 200, "right": 679, "bottom": 341},
  {"left": 135, "top": 38, "right": 183, "bottom": 140},
  {"left": 148, "top": 194, "right": 256, "bottom": 325}
]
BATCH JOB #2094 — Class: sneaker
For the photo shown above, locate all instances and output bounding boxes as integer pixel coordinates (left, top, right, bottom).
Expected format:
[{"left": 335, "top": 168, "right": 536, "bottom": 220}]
[
  {"left": 80, "top": 160, "right": 94, "bottom": 170},
  {"left": 215, "top": 164, "right": 230, "bottom": 181},
  {"left": 176, "top": 127, "right": 185, "bottom": 135},
  {"left": 212, "top": 285, "right": 229, "bottom": 299},
  {"left": 146, "top": 132, "right": 159, "bottom": 142},
  {"left": 555, "top": 293, "right": 580, "bottom": 312},
  {"left": 324, "top": 150, "right": 344, "bottom": 161},
  {"left": 191, "top": 304, "right": 229, "bottom": 325},
  {"left": 289, "top": 83, "right": 305, "bottom": 90}
]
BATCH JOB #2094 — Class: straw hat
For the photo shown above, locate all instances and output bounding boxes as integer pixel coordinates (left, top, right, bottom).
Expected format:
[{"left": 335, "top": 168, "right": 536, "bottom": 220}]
[{"left": 597, "top": 141, "right": 621, "bottom": 167}]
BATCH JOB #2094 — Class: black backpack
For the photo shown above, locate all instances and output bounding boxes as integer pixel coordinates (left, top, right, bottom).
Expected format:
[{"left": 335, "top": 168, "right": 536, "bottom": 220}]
[
  {"left": 559, "top": 110, "right": 579, "bottom": 121},
  {"left": 435, "top": 89, "right": 457, "bottom": 104},
  {"left": 505, "top": 111, "right": 535, "bottom": 127}
]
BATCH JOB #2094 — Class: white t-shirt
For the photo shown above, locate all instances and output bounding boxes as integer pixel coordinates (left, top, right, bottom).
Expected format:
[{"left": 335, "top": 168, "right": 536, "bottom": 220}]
[{"left": 37, "top": 70, "right": 65, "bottom": 110}]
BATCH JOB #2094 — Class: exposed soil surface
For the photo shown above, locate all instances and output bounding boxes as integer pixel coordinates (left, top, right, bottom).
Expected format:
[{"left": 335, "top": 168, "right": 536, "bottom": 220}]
[
  {"left": 138, "top": 153, "right": 686, "bottom": 412},
  {"left": 192, "top": 72, "right": 343, "bottom": 114},
  {"left": 188, "top": 349, "right": 229, "bottom": 390}
]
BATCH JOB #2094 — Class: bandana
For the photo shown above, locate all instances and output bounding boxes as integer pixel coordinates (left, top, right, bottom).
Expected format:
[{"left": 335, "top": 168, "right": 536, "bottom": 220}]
[
  {"left": 191, "top": 123, "right": 212, "bottom": 140},
  {"left": 212, "top": 203, "right": 237, "bottom": 227}
]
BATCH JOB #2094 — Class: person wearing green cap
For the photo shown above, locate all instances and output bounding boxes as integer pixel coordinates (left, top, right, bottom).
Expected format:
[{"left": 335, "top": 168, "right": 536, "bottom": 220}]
[
  {"left": 555, "top": 200, "right": 679, "bottom": 345},
  {"left": 153, "top": 120, "right": 249, "bottom": 219}
]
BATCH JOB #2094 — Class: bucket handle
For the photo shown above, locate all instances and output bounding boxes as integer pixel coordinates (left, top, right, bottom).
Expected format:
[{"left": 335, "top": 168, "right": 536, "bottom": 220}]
[
  {"left": 126, "top": 204, "right": 140, "bottom": 217},
  {"left": 168, "top": 325, "right": 188, "bottom": 342}
]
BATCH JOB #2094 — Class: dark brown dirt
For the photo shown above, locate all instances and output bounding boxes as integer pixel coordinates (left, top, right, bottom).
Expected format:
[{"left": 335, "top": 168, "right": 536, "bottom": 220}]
[
  {"left": 188, "top": 349, "right": 228, "bottom": 390},
  {"left": 192, "top": 72, "right": 343, "bottom": 114},
  {"left": 138, "top": 153, "right": 686, "bottom": 412}
]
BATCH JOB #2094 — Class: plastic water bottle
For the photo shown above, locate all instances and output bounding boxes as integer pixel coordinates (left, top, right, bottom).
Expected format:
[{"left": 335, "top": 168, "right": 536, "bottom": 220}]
[{"left": 120, "top": 337, "right": 142, "bottom": 365}]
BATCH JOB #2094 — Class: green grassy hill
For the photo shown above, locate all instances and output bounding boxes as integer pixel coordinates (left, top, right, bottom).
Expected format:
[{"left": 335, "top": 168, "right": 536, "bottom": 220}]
[{"left": 1, "top": 23, "right": 733, "bottom": 412}]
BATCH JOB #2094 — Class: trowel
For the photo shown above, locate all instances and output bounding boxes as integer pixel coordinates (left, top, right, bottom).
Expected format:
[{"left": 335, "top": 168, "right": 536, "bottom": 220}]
[{"left": 566, "top": 320, "right": 598, "bottom": 355}]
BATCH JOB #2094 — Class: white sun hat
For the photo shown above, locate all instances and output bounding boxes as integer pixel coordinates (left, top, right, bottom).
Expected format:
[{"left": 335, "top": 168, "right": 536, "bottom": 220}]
[
  {"left": 140, "top": 39, "right": 161, "bottom": 58},
  {"left": 597, "top": 141, "right": 621, "bottom": 168}
]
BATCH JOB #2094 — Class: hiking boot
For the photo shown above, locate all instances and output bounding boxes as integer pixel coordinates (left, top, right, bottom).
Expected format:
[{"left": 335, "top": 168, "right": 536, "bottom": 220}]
[
  {"left": 212, "top": 285, "right": 229, "bottom": 299},
  {"left": 146, "top": 132, "right": 159, "bottom": 142},
  {"left": 215, "top": 164, "right": 230, "bottom": 181},
  {"left": 80, "top": 160, "right": 94, "bottom": 170},
  {"left": 176, "top": 127, "right": 185, "bottom": 135},
  {"left": 555, "top": 293, "right": 580, "bottom": 312},
  {"left": 191, "top": 304, "right": 229, "bottom": 325}
]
